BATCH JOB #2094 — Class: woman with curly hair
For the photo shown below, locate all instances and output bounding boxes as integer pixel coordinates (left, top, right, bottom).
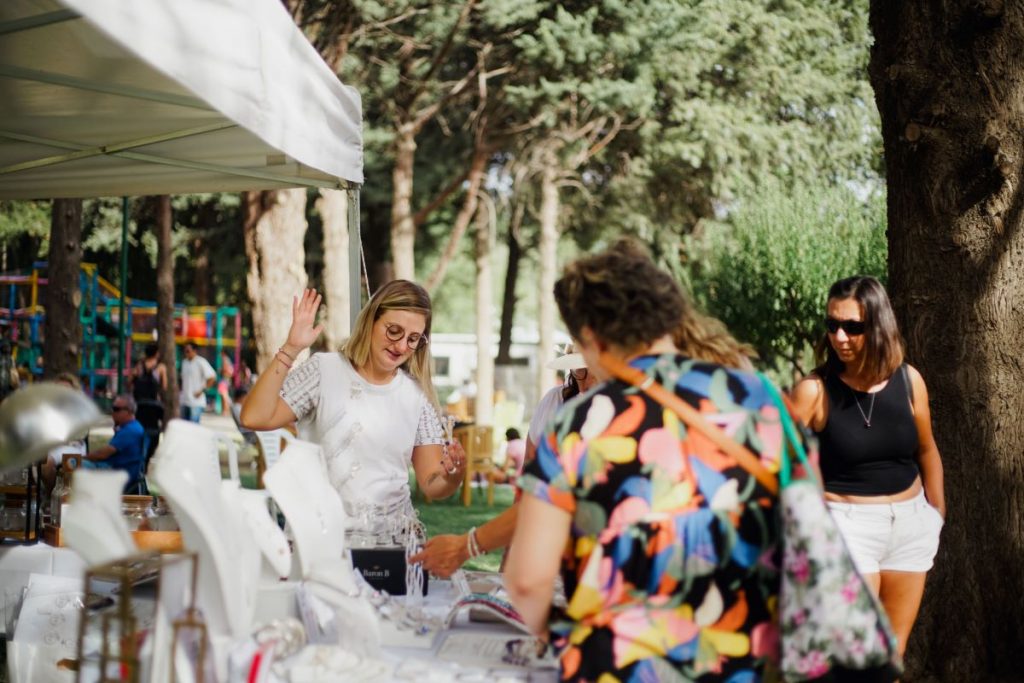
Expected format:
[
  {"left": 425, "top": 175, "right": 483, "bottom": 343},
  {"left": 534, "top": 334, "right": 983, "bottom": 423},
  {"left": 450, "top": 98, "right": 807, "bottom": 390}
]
[{"left": 505, "top": 239, "right": 801, "bottom": 681}]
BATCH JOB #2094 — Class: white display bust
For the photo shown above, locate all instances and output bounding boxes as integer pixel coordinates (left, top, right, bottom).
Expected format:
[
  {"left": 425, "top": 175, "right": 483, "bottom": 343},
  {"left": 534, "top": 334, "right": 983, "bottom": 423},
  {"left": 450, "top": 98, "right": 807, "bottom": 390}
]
[{"left": 63, "top": 469, "right": 136, "bottom": 566}]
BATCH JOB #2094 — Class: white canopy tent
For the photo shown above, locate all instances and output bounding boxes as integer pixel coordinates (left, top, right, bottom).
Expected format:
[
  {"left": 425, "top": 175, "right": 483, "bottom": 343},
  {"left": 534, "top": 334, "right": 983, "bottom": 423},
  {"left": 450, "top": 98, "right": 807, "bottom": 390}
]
[
  {"left": 0, "top": 0, "right": 364, "bottom": 350},
  {"left": 0, "top": 0, "right": 363, "bottom": 194}
]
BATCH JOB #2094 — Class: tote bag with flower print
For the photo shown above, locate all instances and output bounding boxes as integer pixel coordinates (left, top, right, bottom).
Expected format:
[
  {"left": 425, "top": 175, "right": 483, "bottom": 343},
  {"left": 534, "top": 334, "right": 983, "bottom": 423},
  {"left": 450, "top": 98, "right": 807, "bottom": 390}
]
[{"left": 759, "top": 376, "right": 901, "bottom": 682}]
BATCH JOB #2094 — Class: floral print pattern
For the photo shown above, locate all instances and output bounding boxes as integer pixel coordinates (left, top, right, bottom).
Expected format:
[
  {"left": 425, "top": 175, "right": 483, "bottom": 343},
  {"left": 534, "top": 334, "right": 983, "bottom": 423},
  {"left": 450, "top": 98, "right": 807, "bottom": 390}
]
[{"left": 520, "top": 354, "right": 799, "bottom": 682}]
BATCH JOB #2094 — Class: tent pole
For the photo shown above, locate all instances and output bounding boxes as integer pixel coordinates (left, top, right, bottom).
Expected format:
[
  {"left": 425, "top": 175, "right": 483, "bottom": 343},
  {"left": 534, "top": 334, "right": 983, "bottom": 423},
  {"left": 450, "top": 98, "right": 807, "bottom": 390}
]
[
  {"left": 347, "top": 186, "right": 361, "bottom": 330},
  {"left": 117, "top": 196, "right": 129, "bottom": 394}
]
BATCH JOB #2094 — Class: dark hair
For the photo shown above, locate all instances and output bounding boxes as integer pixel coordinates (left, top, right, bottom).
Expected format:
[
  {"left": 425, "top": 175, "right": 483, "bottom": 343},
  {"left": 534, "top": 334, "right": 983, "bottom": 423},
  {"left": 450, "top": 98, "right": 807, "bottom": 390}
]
[
  {"left": 184, "top": 342, "right": 197, "bottom": 352},
  {"left": 505, "top": 427, "right": 521, "bottom": 441},
  {"left": 144, "top": 343, "right": 159, "bottom": 358},
  {"left": 815, "top": 275, "right": 904, "bottom": 383},
  {"left": 554, "top": 239, "right": 687, "bottom": 352},
  {"left": 562, "top": 372, "right": 581, "bottom": 401}
]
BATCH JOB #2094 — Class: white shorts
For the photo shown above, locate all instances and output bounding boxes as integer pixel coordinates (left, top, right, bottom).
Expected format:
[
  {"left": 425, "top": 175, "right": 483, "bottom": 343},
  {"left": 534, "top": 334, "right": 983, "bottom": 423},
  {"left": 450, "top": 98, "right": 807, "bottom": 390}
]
[{"left": 827, "top": 490, "right": 943, "bottom": 574}]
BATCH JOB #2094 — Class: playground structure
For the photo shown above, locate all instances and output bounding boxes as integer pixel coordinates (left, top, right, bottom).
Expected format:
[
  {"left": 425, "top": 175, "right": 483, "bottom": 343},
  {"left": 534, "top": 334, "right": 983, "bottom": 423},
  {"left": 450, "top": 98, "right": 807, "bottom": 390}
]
[{"left": 0, "top": 261, "right": 243, "bottom": 400}]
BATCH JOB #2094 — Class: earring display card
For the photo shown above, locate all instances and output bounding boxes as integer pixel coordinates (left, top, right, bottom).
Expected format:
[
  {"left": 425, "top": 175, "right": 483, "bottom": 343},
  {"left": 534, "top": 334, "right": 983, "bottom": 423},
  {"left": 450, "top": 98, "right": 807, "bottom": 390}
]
[
  {"left": 350, "top": 547, "right": 428, "bottom": 596},
  {"left": 7, "top": 574, "right": 84, "bottom": 682}
]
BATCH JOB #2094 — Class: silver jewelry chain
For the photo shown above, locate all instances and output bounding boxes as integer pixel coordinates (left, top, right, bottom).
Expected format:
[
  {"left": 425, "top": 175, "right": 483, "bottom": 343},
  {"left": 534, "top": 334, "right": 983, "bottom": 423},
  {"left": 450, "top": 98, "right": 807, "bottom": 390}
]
[{"left": 851, "top": 389, "right": 877, "bottom": 428}]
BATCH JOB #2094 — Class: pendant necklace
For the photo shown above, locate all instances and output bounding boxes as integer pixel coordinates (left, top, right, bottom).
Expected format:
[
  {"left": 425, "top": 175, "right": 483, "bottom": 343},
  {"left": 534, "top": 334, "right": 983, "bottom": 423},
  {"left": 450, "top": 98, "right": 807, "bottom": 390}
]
[{"left": 851, "top": 389, "right": 876, "bottom": 428}]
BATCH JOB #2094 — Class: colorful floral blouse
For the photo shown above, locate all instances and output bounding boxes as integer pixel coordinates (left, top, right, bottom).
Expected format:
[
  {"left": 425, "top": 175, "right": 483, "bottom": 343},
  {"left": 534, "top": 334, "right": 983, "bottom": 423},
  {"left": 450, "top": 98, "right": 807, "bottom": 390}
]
[{"left": 519, "top": 354, "right": 788, "bottom": 682}]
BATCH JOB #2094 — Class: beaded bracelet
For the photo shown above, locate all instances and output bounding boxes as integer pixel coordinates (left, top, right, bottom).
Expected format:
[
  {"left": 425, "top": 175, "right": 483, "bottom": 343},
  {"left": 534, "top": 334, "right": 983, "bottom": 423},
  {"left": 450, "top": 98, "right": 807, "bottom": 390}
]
[
  {"left": 275, "top": 352, "right": 293, "bottom": 369},
  {"left": 278, "top": 346, "right": 296, "bottom": 361}
]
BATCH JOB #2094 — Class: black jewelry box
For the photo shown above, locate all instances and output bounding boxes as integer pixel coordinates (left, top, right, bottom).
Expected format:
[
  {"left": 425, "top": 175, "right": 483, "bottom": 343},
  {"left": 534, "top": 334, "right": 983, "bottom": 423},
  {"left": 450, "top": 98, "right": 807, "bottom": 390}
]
[{"left": 350, "top": 547, "right": 428, "bottom": 596}]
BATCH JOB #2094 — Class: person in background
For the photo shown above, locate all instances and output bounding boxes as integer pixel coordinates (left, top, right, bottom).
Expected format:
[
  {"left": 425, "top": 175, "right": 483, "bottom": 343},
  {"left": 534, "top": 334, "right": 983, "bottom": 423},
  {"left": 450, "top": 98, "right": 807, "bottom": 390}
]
[
  {"left": 131, "top": 343, "right": 167, "bottom": 467},
  {"left": 217, "top": 350, "right": 235, "bottom": 416},
  {"left": 505, "top": 239, "right": 795, "bottom": 681},
  {"left": 84, "top": 394, "right": 147, "bottom": 494},
  {"left": 525, "top": 347, "right": 598, "bottom": 463},
  {"left": 179, "top": 342, "right": 216, "bottom": 423},
  {"left": 412, "top": 351, "right": 597, "bottom": 578},
  {"left": 790, "top": 275, "right": 944, "bottom": 658},
  {"left": 241, "top": 283, "right": 466, "bottom": 544},
  {"left": 673, "top": 309, "right": 757, "bottom": 371}
]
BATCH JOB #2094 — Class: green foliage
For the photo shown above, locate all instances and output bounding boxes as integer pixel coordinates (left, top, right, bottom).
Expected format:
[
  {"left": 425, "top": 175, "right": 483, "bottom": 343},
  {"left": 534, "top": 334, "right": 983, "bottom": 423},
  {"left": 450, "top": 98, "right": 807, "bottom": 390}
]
[{"left": 688, "top": 181, "right": 887, "bottom": 378}]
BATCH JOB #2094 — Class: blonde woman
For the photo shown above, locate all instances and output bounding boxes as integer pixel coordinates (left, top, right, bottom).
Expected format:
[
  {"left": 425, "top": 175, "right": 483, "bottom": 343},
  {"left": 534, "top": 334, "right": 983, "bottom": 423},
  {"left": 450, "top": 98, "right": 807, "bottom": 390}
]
[{"left": 242, "top": 281, "right": 466, "bottom": 541}]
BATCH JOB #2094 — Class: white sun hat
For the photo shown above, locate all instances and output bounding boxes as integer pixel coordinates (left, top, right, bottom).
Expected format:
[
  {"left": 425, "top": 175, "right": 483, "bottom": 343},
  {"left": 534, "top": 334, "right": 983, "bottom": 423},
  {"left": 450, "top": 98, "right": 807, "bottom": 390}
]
[{"left": 546, "top": 352, "right": 586, "bottom": 371}]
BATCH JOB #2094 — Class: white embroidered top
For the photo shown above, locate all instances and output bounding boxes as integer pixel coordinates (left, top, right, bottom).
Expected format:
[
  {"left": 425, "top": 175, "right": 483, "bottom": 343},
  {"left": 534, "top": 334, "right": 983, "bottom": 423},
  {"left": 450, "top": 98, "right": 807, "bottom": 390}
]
[{"left": 280, "top": 353, "right": 443, "bottom": 510}]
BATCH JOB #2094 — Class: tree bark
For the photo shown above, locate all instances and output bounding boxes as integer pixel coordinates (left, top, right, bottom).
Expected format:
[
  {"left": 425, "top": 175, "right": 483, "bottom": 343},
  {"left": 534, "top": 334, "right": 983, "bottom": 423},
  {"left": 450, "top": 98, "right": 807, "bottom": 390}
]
[
  {"left": 391, "top": 125, "right": 417, "bottom": 281},
  {"left": 474, "top": 194, "right": 494, "bottom": 425},
  {"left": 496, "top": 216, "right": 522, "bottom": 364},
  {"left": 316, "top": 188, "right": 351, "bottom": 349},
  {"left": 243, "top": 189, "right": 309, "bottom": 373},
  {"left": 869, "top": 3, "right": 1024, "bottom": 680},
  {"left": 537, "top": 157, "right": 560, "bottom": 394},
  {"left": 153, "top": 195, "right": 179, "bottom": 419},
  {"left": 425, "top": 145, "right": 490, "bottom": 293},
  {"left": 44, "top": 199, "right": 82, "bottom": 381}
]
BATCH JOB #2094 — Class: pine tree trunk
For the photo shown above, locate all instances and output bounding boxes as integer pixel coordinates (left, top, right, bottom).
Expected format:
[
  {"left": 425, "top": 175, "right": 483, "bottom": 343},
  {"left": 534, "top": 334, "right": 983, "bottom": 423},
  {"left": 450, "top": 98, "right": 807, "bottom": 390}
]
[
  {"left": 391, "top": 126, "right": 417, "bottom": 281},
  {"left": 44, "top": 199, "right": 82, "bottom": 381},
  {"left": 316, "top": 188, "right": 351, "bottom": 349},
  {"left": 243, "top": 189, "right": 309, "bottom": 373},
  {"left": 496, "top": 222, "right": 521, "bottom": 364},
  {"left": 869, "top": 3, "right": 1024, "bottom": 680},
  {"left": 425, "top": 146, "right": 489, "bottom": 292},
  {"left": 474, "top": 197, "right": 494, "bottom": 425},
  {"left": 154, "top": 195, "right": 179, "bottom": 420},
  {"left": 537, "top": 159, "right": 559, "bottom": 394}
]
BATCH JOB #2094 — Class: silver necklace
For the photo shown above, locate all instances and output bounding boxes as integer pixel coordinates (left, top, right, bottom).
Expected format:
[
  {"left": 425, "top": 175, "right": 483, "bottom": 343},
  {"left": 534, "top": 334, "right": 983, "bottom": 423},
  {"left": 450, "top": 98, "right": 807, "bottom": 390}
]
[{"left": 851, "top": 389, "right": 876, "bottom": 428}]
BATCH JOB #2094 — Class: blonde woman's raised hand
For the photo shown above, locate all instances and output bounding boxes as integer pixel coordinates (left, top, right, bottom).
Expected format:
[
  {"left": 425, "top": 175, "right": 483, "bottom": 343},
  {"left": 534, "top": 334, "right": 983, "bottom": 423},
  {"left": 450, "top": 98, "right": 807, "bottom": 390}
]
[{"left": 285, "top": 289, "right": 325, "bottom": 352}]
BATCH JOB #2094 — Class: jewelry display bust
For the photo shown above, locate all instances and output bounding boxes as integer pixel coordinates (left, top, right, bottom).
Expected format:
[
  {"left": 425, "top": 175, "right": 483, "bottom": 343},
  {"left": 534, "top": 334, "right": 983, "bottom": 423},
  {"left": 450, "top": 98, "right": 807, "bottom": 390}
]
[
  {"left": 263, "top": 438, "right": 347, "bottom": 579},
  {"left": 149, "top": 419, "right": 257, "bottom": 639},
  {"left": 63, "top": 469, "right": 136, "bottom": 565}
]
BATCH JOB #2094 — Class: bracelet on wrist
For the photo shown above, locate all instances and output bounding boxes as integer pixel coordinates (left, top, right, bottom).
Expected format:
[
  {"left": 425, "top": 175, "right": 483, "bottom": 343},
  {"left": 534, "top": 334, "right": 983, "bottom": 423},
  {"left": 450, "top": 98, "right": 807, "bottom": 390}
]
[
  {"left": 278, "top": 346, "right": 297, "bottom": 361},
  {"left": 466, "top": 526, "right": 483, "bottom": 558},
  {"left": 274, "top": 352, "right": 292, "bottom": 370}
]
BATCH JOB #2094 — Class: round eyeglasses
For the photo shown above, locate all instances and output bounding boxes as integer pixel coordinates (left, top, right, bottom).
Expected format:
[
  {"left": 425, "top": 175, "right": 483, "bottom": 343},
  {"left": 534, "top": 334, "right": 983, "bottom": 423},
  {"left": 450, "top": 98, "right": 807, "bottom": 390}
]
[{"left": 384, "top": 323, "right": 428, "bottom": 350}]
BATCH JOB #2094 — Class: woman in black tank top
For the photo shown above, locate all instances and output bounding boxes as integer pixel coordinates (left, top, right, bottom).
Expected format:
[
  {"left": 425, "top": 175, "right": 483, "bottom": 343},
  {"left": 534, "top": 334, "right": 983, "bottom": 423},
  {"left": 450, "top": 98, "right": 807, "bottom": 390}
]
[{"left": 791, "top": 276, "right": 945, "bottom": 661}]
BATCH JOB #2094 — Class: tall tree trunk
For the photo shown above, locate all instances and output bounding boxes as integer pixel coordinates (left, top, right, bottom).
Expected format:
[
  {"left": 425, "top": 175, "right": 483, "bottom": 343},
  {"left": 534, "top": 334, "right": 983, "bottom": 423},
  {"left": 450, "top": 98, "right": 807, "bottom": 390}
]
[
  {"left": 243, "top": 189, "right": 309, "bottom": 373},
  {"left": 391, "top": 125, "right": 417, "bottom": 281},
  {"left": 425, "top": 145, "right": 489, "bottom": 293},
  {"left": 191, "top": 233, "right": 211, "bottom": 305},
  {"left": 869, "top": 3, "right": 1024, "bottom": 680},
  {"left": 496, "top": 217, "right": 522, "bottom": 364},
  {"left": 154, "top": 195, "right": 179, "bottom": 419},
  {"left": 316, "top": 188, "right": 351, "bottom": 349},
  {"left": 474, "top": 195, "right": 494, "bottom": 425},
  {"left": 44, "top": 199, "right": 82, "bottom": 381},
  {"left": 537, "top": 158, "right": 560, "bottom": 394}
]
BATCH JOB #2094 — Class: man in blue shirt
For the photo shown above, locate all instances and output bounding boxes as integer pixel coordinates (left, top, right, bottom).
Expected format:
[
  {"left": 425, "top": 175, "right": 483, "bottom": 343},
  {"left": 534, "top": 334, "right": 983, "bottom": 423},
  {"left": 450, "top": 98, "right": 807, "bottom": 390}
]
[{"left": 85, "top": 394, "right": 147, "bottom": 493}]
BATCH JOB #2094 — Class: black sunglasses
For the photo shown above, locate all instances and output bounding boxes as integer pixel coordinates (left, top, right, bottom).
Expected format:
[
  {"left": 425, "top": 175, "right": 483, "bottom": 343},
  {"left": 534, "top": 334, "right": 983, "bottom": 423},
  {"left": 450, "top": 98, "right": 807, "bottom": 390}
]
[
  {"left": 824, "top": 317, "right": 866, "bottom": 336},
  {"left": 111, "top": 405, "right": 130, "bottom": 412}
]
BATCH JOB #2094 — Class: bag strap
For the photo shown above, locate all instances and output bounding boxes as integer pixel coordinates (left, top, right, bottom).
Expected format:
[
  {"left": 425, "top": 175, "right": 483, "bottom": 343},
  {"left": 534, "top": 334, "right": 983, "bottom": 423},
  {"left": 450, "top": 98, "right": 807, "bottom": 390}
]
[
  {"left": 756, "top": 374, "right": 817, "bottom": 489},
  {"left": 598, "top": 352, "right": 778, "bottom": 496}
]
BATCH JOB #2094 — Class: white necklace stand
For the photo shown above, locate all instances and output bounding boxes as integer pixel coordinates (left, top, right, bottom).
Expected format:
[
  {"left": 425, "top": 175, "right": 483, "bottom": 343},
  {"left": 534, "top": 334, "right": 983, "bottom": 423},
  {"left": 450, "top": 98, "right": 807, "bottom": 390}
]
[
  {"left": 149, "top": 420, "right": 257, "bottom": 639},
  {"left": 263, "top": 438, "right": 347, "bottom": 579},
  {"left": 63, "top": 469, "right": 136, "bottom": 566},
  {"left": 263, "top": 438, "right": 383, "bottom": 650}
]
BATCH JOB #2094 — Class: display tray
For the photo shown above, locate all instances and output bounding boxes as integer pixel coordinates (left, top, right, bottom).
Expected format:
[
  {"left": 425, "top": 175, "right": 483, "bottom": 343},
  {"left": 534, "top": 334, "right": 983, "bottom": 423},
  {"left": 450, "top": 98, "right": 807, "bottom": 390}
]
[{"left": 42, "top": 524, "right": 183, "bottom": 553}]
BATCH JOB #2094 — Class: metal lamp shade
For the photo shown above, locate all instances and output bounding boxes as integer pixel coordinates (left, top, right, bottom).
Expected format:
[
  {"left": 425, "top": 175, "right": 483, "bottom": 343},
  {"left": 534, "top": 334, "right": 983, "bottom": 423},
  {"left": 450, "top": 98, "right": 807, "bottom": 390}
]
[{"left": 0, "top": 383, "right": 103, "bottom": 473}]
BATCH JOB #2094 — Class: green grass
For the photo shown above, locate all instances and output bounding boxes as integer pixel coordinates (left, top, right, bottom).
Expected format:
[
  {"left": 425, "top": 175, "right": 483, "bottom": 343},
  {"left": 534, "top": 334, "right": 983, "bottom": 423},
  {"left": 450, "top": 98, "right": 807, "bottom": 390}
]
[{"left": 414, "top": 482, "right": 515, "bottom": 573}]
